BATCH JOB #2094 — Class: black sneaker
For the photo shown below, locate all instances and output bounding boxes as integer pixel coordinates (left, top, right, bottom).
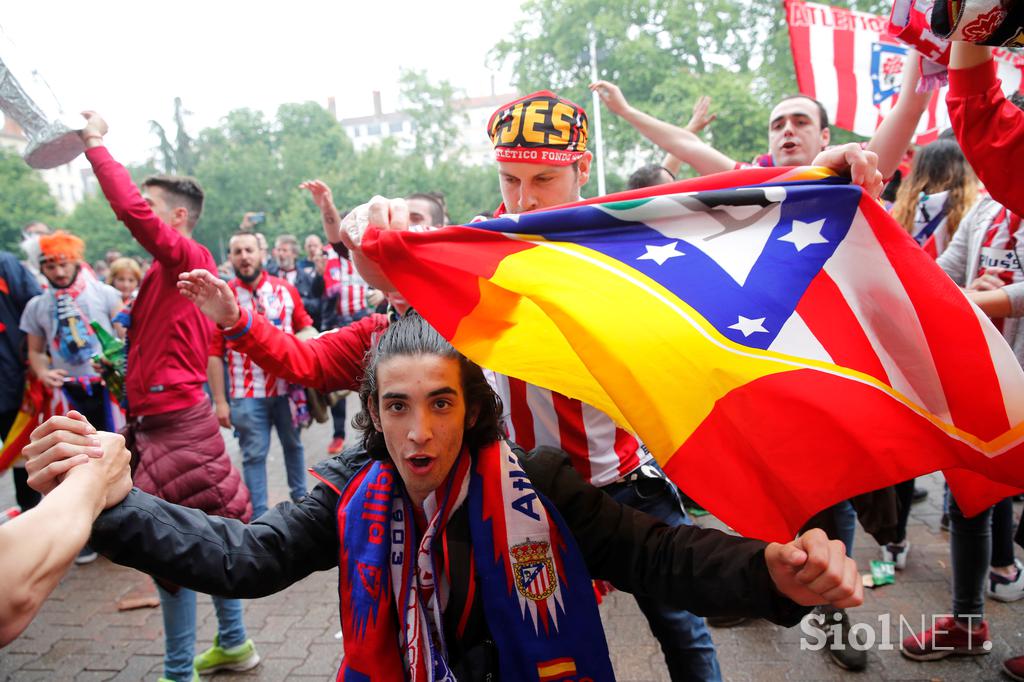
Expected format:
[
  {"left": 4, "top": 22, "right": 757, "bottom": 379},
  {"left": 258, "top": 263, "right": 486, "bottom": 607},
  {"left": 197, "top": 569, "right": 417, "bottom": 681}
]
[
  {"left": 75, "top": 545, "right": 98, "bottom": 565},
  {"left": 911, "top": 486, "right": 929, "bottom": 504},
  {"left": 817, "top": 606, "right": 868, "bottom": 671}
]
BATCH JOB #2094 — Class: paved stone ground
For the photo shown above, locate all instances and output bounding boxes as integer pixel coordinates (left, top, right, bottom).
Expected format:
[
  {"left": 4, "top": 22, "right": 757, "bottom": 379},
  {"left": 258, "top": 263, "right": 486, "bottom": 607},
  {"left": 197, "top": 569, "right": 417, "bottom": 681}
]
[{"left": 2, "top": 396, "right": 1022, "bottom": 681}]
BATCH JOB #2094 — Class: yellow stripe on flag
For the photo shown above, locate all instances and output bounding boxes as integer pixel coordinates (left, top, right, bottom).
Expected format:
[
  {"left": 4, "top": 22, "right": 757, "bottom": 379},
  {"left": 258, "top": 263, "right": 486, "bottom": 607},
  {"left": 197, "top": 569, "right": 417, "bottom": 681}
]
[{"left": 451, "top": 237, "right": 1007, "bottom": 462}]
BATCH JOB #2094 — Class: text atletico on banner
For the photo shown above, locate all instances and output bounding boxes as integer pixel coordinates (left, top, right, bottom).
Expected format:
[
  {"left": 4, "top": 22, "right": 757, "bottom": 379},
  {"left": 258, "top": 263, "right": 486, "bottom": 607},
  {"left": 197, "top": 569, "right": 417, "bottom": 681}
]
[
  {"left": 360, "top": 167, "right": 1024, "bottom": 542},
  {"left": 784, "top": 0, "right": 1024, "bottom": 144}
]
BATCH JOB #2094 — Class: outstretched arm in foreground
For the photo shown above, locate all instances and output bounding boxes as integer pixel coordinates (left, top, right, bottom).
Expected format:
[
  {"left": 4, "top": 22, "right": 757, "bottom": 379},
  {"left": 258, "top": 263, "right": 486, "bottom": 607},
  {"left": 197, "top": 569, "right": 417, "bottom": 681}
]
[
  {"left": 178, "top": 269, "right": 378, "bottom": 393},
  {"left": 21, "top": 413, "right": 338, "bottom": 600},
  {"left": 2, "top": 415, "right": 130, "bottom": 646}
]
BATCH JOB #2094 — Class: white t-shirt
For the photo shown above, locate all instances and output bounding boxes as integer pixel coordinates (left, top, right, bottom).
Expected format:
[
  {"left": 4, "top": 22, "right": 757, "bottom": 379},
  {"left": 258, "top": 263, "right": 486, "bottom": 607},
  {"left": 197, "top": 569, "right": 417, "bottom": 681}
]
[{"left": 20, "top": 280, "right": 121, "bottom": 377}]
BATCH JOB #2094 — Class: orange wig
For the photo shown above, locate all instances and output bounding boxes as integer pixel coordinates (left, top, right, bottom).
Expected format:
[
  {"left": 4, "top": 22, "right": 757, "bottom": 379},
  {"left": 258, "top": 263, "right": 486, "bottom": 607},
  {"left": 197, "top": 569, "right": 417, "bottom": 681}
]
[{"left": 38, "top": 230, "right": 85, "bottom": 263}]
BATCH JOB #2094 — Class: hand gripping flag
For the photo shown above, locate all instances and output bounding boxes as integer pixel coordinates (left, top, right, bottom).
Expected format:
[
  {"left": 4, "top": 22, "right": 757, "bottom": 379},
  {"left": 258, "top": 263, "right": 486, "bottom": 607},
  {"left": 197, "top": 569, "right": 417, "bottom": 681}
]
[{"left": 360, "top": 167, "right": 1024, "bottom": 542}]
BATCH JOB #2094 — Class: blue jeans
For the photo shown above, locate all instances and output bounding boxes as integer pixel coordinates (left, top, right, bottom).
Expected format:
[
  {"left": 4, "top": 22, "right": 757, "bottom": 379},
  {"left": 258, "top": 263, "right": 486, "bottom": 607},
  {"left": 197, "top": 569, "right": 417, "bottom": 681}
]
[
  {"left": 833, "top": 500, "right": 857, "bottom": 558},
  {"left": 155, "top": 582, "right": 247, "bottom": 682},
  {"left": 603, "top": 467, "right": 722, "bottom": 682},
  {"left": 230, "top": 396, "right": 307, "bottom": 518}
]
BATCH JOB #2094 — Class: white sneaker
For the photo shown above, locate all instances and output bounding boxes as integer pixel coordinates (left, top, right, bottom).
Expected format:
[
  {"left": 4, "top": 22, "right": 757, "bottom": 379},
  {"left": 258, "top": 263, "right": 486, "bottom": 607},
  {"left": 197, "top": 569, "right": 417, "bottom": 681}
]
[
  {"left": 989, "top": 558, "right": 1024, "bottom": 602},
  {"left": 881, "top": 541, "right": 909, "bottom": 570}
]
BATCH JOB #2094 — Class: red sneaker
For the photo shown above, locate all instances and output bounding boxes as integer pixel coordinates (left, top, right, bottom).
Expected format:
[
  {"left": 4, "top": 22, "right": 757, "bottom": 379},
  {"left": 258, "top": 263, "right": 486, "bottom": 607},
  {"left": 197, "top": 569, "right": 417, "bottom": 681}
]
[
  {"left": 1006, "top": 655, "right": 1024, "bottom": 682},
  {"left": 327, "top": 437, "right": 345, "bottom": 455},
  {"left": 901, "top": 616, "right": 991, "bottom": 661}
]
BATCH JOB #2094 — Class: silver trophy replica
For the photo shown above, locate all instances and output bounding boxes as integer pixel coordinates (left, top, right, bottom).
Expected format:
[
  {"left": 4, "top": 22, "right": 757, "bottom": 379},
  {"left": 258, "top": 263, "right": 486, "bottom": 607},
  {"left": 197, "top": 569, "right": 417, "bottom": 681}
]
[{"left": 0, "top": 55, "right": 84, "bottom": 169}]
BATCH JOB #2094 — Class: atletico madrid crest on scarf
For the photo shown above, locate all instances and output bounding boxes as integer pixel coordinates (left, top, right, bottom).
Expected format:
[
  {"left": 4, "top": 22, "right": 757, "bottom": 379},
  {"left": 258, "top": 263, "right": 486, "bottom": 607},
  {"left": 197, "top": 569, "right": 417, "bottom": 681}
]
[{"left": 511, "top": 540, "right": 558, "bottom": 602}]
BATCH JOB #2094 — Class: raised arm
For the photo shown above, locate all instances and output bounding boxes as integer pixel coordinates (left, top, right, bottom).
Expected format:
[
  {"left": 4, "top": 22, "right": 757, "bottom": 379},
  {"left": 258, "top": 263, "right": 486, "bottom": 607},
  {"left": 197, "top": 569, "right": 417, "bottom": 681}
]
[
  {"left": 589, "top": 81, "right": 736, "bottom": 176},
  {"left": 79, "top": 112, "right": 200, "bottom": 271},
  {"left": 299, "top": 180, "right": 344, "bottom": 245},
  {"left": 866, "top": 50, "right": 932, "bottom": 180},
  {"left": 662, "top": 96, "right": 720, "bottom": 176}
]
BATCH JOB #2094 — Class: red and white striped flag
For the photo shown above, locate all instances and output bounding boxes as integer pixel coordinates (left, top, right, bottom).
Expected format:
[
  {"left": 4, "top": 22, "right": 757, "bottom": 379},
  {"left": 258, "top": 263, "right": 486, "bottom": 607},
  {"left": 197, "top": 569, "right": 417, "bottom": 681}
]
[{"left": 785, "top": 0, "right": 1024, "bottom": 144}]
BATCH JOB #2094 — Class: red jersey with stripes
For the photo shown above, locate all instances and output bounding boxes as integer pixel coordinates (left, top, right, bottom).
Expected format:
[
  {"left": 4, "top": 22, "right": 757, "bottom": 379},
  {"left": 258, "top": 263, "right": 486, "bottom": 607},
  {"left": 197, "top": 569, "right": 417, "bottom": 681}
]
[
  {"left": 210, "top": 271, "right": 312, "bottom": 398},
  {"left": 485, "top": 371, "right": 651, "bottom": 487},
  {"left": 324, "top": 246, "right": 369, "bottom": 319}
]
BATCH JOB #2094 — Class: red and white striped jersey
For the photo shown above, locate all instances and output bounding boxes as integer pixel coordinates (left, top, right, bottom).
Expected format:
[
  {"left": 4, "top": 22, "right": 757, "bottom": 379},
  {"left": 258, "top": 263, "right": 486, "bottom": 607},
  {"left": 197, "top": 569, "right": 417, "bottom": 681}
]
[
  {"left": 324, "top": 247, "right": 369, "bottom": 320},
  {"left": 485, "top": 372, "right": 652, "bottom": 487},
  {"left": 211, "top": 272, "right": 312, "bottom": 398}
]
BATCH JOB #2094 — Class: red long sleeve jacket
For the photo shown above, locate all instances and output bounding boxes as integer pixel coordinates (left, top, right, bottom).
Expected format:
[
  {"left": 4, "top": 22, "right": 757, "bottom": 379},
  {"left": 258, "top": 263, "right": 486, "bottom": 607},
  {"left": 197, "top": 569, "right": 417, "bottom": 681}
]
[
  {"left": 221, "top": 308, "right": 389, "bottom": 394},
  {"left": 86, "top": 146, "right": 217, "bottom": 416},
  {"left": 947, "top": 58, "right": 1024, "bottom": 216}
]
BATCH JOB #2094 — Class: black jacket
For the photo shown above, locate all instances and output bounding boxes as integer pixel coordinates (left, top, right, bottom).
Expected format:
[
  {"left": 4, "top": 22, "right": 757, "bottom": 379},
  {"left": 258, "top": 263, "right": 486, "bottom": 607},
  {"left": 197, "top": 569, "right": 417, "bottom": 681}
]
[{"left": 90, "top": 446, "right": 809, "bottom": 678}]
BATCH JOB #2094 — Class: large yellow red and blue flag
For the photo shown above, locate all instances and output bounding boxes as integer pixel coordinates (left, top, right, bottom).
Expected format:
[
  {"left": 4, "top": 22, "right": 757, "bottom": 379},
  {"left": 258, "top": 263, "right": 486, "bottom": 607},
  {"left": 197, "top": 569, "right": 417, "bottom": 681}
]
[{"left": 360, "top": 166, "right": 1024, "bottom": 541}]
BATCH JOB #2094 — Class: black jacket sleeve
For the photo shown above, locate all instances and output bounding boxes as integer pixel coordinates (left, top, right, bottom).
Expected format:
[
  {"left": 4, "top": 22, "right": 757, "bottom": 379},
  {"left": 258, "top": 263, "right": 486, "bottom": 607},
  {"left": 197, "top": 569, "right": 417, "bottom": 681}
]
[
  {"left": 89, "top": 481, "right": 341, "bottom": 598},
  {"left": 522, "top": 447, "right": 810, "bottom": 626}
]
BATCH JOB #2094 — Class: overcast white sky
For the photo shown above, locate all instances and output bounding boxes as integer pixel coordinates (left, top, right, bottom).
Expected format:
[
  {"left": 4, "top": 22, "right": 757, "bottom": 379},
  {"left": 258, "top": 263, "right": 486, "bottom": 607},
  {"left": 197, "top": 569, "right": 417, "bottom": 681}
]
[{"left": 1, "top": 0, "right": 521, "bottom": 165}]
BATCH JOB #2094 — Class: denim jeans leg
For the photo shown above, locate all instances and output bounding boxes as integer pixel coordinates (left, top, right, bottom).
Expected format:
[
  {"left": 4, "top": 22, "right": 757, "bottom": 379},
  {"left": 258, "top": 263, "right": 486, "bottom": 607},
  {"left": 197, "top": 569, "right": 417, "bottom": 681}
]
[
  {"left": 270, "top": 395, "right": 307, "bottom": 502},
  {"left": 833, "top": 500, "right": 857, "bottom": 558},
  {"left": 605, "top": 473, "right": 722, "bottom": 682},
  {"left": 155, "top": 582, "right": 197, "bottom": 682},
  {"left": 231, "top": 398, "right": 272, "bottom": 518},
  {"left": 949, "top": 497, "right": 992, "bottom": 620},
  {"left": 330, "top": 399, "right": 347, "bottom": 440},
  {"left": 211, "top": 595, "right": 248, "bottom": 649}
]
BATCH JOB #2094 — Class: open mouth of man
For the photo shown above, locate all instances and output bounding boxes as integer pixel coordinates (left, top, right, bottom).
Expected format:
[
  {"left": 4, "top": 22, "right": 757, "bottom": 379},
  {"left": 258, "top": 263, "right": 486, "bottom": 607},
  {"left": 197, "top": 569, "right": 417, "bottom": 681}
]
[
  {"left": 781, "top": 141, "right": 798, "bottom": 152},
  {"left": 407, "top": 455, "right": 435, "bottom": 474}
]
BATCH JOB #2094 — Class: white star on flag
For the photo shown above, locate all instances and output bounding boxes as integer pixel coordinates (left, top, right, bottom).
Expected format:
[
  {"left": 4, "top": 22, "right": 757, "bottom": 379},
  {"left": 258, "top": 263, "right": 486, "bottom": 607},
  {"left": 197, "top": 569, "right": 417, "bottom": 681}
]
[
  {"left": 728, "top": 315, "right": 769, "bottom": 337},
  {"left": 637, "top": 241, "right": 685, "bottom": 266},
  {"left": 778, "top": 219, "right": 828, "bottom": 251}
]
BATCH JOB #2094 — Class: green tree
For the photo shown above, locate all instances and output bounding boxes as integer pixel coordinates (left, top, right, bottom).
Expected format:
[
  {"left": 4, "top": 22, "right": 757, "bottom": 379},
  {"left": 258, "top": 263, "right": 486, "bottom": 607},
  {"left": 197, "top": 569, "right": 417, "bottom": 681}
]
[
  {"left": 191, "top": 109, "right": 277, "bottom": 258},
  {"left": 491, "top": 0, "right": 887, "bottom": 173},
  {"left": 149, "top": 97, "right": 197, "bottom": 175},
  {"left": 0, "top": 146, "right": 60, "bottom": 252},
  {"left": 399, "top": 69, "right": 469, "bottom": 166}
]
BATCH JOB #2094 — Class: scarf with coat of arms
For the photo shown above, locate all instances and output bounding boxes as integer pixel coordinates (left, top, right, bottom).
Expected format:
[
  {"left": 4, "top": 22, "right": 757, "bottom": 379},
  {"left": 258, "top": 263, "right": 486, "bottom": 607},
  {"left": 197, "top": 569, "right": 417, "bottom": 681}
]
[
  {"left": 48, "top": 267, "right": 96, "bottom": 367},
  {"left": 335, "top": 441, "right": 614, "bottom": 682}
]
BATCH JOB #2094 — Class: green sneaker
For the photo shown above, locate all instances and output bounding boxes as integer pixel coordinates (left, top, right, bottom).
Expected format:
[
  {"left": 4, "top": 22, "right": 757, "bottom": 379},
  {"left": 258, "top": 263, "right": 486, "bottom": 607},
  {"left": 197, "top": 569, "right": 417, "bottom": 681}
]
[{"left": 193, "top": 634, "right": 260, "bottom": 675}]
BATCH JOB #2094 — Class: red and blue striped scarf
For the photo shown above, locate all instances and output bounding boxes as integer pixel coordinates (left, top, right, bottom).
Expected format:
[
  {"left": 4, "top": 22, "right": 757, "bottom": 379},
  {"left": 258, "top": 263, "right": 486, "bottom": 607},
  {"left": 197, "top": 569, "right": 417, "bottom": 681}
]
[{"left": 336, "top": 442, "right": 613, "bottom": 681}]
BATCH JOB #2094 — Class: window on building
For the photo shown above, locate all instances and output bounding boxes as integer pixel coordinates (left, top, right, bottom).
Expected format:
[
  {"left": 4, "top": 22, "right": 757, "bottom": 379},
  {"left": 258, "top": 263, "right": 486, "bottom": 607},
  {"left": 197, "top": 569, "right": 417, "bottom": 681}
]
[{"left": 367, "top": 123, "right": 381, "bottom": 136}]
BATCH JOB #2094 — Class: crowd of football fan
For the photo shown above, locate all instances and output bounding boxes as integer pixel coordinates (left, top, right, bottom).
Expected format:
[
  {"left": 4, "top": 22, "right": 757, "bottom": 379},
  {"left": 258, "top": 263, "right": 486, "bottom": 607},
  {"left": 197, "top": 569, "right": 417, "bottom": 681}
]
[{"left": 0, "top": 30, "right": 1022, "bottom": 682}]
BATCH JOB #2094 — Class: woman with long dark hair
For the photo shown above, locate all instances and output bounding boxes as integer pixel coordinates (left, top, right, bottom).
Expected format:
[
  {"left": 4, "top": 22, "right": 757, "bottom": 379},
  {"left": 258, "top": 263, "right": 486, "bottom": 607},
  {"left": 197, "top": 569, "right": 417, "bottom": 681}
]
[{"left": 890, "top": 136, "right": 979, "bottom": 256}]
